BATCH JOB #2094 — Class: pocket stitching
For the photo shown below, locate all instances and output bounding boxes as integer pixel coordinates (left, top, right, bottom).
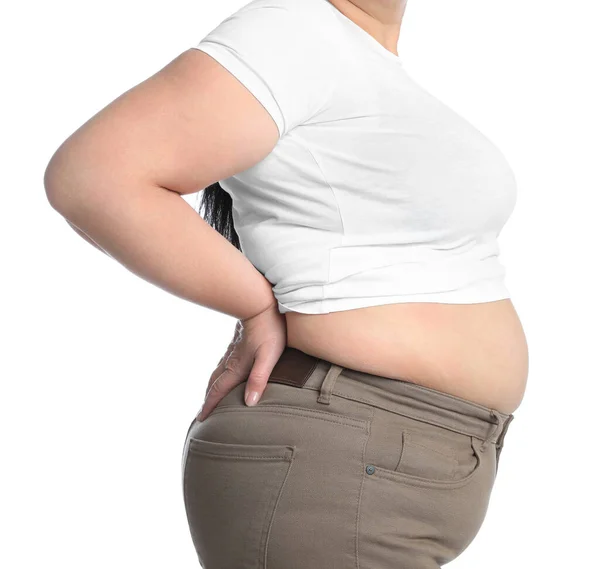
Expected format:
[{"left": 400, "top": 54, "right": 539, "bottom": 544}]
[
  {"left": 182, "top": 440, "right": 297, "bottom": 568},
  {"left": 367, "top": 435, "right": 482, "bottom": 489},
  {"left": 209, "top": 404, "right": 370, "bottom": 431},
  {"left": 356, "top": 408, "right": 375, "bottom": 569},
  {"left": 404, "top": 438, "right": 460, "bottom": 461},
  {"left": 188, "top": 438, "right": 295, "bottom": 461},
  {"left": 392, "top": 431, "right": 406, "bottom": 471},
  {"left": 262, "top": 449, "right": 297, "bottom": 566},
  {"left": 400, "top": 432, "right": 459, "bottom": 479}
]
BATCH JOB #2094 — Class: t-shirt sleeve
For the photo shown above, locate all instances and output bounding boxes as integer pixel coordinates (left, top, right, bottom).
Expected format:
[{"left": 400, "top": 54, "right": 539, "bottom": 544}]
[{"left": 190, "top": 0, "right": 338, "bottom": 139}]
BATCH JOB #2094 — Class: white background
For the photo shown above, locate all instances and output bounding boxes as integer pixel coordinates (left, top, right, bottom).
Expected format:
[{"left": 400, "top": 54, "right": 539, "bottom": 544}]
[{"left": 2, "top": 0, "right": 598, "bottom": 567}]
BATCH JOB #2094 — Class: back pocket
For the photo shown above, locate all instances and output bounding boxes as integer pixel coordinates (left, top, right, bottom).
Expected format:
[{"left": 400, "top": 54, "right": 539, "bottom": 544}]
[{"left": 183, "top": 438, "right": 295, "bottom": 569}]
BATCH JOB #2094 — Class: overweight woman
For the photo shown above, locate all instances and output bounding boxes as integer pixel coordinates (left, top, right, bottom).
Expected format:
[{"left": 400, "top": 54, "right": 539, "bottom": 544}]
[{"left": 44, "top": 0, "right": 529, "bottom": 567}]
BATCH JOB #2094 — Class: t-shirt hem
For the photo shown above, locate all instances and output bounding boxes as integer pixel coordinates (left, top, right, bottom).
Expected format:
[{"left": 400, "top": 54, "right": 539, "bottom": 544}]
[{"left": 277, "top": 282, "right": 511, "bottom": 315}]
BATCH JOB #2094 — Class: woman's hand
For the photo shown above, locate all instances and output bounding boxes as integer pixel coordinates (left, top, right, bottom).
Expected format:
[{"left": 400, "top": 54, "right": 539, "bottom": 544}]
[{"left": 197, "top": 301, "right": 287, "bottom": 421}]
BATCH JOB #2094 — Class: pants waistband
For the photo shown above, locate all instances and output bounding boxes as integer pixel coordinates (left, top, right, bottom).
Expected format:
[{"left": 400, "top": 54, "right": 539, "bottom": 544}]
[{"left": 268, "top": 347, "right": 515, "bottom": 454}]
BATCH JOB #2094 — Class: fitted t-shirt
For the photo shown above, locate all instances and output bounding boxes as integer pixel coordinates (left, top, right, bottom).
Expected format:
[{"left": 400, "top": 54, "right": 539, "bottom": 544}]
[{"left": 191, "top": 0, "right": 518, "bottom": 315}]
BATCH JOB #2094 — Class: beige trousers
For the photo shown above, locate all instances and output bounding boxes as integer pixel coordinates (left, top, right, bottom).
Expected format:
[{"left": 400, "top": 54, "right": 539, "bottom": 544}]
[{"left": 181, "top": 346, "right": 514, "bottom": 568}]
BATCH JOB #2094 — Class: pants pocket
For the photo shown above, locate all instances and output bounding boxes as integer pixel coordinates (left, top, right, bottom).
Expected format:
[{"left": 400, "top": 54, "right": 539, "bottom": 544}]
[
  {"left": 358, "top": 412, "right": 498, "bottom": 567},
  {"left": 393, "top": 429, "right": 461, "bottom": 482},
  {"left": 365, "top": 410, "right": 484, "bottom": 488},
  {"left": 183, "top": 437, "right": 295, "bottom": 569},
  {"left": 183, "top": 402, "right": 371, "bottom": 568}
]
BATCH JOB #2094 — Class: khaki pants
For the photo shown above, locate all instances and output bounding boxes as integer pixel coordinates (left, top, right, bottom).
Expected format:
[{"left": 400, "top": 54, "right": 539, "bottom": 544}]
[{"left": 181, "top": 346, "right": 514, "bottom": 568}]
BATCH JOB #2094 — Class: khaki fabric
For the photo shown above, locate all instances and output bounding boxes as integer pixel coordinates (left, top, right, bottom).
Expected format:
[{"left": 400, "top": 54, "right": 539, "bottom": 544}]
[{"left": 181, "top": 347, "right": 514, "bottom": 568}]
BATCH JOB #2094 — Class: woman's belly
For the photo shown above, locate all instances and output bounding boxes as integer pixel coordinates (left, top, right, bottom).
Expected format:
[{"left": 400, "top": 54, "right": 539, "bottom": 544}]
[{"left": 284, "top": 299, "right": 529, "bottom": 415}]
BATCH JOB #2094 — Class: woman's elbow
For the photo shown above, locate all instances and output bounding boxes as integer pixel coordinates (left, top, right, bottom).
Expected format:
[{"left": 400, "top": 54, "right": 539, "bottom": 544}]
[
  {"left": 44, "top": 141, "right": 118, "bottom": 222},
  {"left": 44, "top": 146, "right": 82, "bottom": 217}
]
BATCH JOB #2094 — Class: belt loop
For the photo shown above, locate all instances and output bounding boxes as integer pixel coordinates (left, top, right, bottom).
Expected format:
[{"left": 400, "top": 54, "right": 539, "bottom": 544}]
[
  {"left": 480, "top": 410, "right": 503, "bottom": 453},
  {"left": 317, "top": 363, "right": 345, "bottom": 405}
]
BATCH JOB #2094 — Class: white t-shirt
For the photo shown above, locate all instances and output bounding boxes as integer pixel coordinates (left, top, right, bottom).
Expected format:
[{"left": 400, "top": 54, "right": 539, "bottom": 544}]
[{"left": 191, "top": 0, "right": 518, "bottom": 314}]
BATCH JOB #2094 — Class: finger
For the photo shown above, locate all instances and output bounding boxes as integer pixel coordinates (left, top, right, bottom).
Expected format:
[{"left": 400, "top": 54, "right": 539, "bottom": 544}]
[
  {"left": 244, "top": 344, "right": 283, "bottom": 407},
  {"left": 198, "top": 352, "right": 252, "bottom": 421}
]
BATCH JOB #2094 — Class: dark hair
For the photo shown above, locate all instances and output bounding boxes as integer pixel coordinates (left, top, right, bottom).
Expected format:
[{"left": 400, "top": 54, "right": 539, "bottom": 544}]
[{"left": 198, "top": 182, "right": 242, "bottom": 253}]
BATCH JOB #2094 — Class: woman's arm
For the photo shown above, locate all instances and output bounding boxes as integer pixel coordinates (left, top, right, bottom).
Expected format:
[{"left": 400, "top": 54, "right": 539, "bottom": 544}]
[
  {"left": 65, "top": 219, "right": 110, "bottom": 255},
  {"left": 44, "top": 49, "right": 281, "bottom": 321}
]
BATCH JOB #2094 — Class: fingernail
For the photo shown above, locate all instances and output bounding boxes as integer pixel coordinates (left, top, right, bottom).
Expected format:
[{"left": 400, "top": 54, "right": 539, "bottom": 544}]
[{"left": 245, "top": 391, "right": 259, "bottom": 406}]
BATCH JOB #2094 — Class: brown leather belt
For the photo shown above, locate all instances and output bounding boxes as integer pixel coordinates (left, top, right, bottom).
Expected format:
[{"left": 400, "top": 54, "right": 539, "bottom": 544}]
[{"left": 268, "top": 347, "right": 322, "bottom": 388}]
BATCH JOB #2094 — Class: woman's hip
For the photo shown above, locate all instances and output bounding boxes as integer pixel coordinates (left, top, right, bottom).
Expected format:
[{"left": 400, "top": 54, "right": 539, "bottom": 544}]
[{"left": 180, "top": 346, "right": 515, "bottom": 568}]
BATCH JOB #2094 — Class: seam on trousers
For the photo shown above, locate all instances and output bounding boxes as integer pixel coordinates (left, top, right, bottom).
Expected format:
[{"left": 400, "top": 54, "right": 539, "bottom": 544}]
[{"left": 356, "top": 407, "right": 375, "bottom": 569}]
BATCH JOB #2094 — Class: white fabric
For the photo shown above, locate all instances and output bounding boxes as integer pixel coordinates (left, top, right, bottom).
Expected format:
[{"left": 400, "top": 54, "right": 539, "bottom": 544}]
[{"left": 191, "top": 0, "right": 518, "bottom": 314}]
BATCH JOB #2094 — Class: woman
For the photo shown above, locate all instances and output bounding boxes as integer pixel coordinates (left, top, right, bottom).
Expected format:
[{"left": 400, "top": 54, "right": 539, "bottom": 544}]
[{"left": 44, "top": 0, "right": 529, "bottom": 567}]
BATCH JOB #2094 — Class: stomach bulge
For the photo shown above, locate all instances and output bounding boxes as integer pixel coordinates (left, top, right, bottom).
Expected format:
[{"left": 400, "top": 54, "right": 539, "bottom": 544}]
[{"left": 284, "top": 299, "right": 529, "bottom": 415}]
